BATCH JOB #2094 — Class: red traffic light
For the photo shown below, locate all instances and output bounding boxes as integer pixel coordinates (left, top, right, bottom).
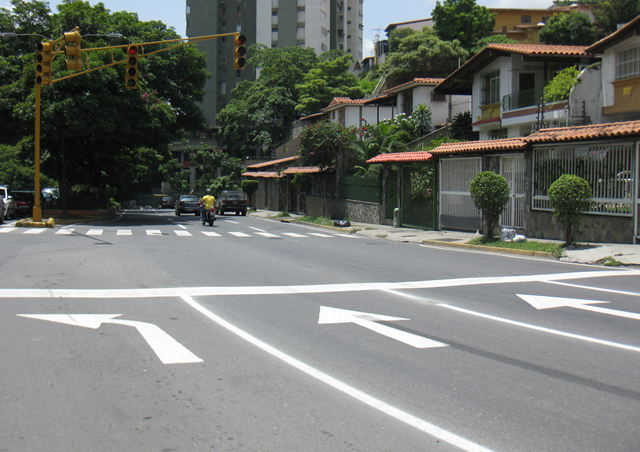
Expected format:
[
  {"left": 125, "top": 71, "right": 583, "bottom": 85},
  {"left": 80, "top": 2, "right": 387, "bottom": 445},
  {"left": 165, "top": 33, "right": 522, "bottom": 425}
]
[
  {"left": 236, "top": 35, "right": 247, "bottom": 46},
  {"left": 128, "top": 45, "right": 139, "bottom": 55}
]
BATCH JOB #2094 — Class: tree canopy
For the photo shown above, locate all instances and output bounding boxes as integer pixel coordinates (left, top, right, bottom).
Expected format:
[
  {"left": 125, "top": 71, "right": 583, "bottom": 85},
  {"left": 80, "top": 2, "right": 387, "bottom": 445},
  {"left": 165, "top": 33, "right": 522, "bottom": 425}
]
[
  {"left": 539, "top": 12, "right": 597, "bottom": 46},
  {"left": 0, "top": 0, "right": 209, "bottom": 207},
  {"left": 432, "top": 0, "right": 496, "bottom": 50},
  {"left": 594, "top": 0, "right": 640, "bottom": 35}
]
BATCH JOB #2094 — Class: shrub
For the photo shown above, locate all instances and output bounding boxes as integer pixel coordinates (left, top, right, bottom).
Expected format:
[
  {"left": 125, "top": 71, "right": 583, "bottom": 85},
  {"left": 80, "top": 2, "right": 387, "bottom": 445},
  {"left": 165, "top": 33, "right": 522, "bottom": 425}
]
[
  {"left": 241, "top": 179, "right": 259, "bottom": 206},
  {"left": 469, "top": 171, "right": 511, "bottom": 239},
  {"left": 548, "top": 174, "right": 592, "bottom": 245}
]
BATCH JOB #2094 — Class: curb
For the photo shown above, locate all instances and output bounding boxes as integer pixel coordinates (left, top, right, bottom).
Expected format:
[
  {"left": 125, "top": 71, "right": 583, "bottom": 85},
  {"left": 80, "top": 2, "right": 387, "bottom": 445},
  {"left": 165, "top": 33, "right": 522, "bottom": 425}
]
[
  {"left": 16, "top": 218, "right": 56, "bottom": 228},
  {"left": 421, "top": 239, "right": 556, "bottom": 259}
]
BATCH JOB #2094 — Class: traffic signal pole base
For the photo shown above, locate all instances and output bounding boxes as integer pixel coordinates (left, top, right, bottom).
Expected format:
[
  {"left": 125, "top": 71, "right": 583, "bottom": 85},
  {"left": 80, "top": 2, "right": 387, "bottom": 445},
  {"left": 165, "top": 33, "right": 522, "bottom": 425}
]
[{"left": 32, "top": 206, "right": 42, "bottom": 222}]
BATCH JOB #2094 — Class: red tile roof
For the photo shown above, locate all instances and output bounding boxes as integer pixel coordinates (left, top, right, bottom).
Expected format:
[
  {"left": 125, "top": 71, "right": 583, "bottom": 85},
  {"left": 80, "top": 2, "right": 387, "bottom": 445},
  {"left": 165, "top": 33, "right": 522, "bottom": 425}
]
[
  {"left": 526, "top": 120, "right": 640, "bottom": 143},
  {"left": 385, "top": 77, "right": 446, "bottom": 94},
  {"left": 485, "top": 43, "right": 591, "bottom": 56},
  {"left": 471, "top": 117, "right": 500, "bottom": 126},
  {"left": 429, "top": 138, "right": 527, "bottom": 155},
  {"left": 366, "top": 152, "right": 433, "bottom": 164},
  {"left": 282, "top": 166, "right": 328, "bottom": 174},
  {"left": 322, "top": 95, "right": 390, "bottom": 110},
  {"left": 242, "top": 171, "right": 282, "bottom": 178},
  {"left": 587, "top": 15, "right": 640, "bottom": 53},
  {"left": 245, "top": 155, "right": 301, "bottom": 169}
]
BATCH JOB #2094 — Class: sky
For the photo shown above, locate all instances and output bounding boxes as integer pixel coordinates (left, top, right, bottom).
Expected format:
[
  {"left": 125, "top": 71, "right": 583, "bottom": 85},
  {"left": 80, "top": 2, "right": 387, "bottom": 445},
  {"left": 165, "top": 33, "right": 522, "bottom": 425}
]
[{"left": 2, "top": 0, "right": 551, "bottom": 57}]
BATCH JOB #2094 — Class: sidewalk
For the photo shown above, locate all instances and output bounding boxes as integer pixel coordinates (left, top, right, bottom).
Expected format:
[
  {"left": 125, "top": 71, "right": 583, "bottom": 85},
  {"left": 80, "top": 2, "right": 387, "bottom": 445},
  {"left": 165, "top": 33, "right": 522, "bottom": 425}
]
[{"left": 249, "top": 210, "right": 640, "bottom": 266}]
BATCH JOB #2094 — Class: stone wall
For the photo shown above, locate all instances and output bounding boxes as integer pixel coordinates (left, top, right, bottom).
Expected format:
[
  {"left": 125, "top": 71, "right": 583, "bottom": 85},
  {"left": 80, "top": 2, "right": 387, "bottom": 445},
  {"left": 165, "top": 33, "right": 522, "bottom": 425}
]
[
  {"left": 307, "top": 196, "right": 384, "bottom": 223},
  {"left": 526, "top": 210, "right": 635, "bottom": 244}
]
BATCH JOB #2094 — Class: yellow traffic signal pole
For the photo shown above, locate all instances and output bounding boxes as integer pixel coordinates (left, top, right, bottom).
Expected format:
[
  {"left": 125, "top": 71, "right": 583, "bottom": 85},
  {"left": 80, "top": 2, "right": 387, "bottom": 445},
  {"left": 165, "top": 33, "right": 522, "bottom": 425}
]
[{"left": 32, "top": 30, "right": 242, "bottom": 222}]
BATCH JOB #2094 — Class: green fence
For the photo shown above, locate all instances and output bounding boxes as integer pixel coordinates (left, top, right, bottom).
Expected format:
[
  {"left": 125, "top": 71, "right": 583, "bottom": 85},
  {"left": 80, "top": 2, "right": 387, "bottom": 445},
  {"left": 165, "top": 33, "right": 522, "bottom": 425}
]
[{"left": 339, "top": 176, "right": 382, "bottom": 203}]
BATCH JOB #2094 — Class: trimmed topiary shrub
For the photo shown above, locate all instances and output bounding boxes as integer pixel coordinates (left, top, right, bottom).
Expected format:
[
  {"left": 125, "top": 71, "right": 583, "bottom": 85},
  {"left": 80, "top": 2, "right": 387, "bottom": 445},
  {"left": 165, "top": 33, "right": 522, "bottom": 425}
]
[
  {"left": 548, "top": 174, "right": 592, "bottom": 245},
  {"left": 469, "top": 171, "right": 511, "bottom": 239},
  {"left": 241, "top": 180, "right": 259, "bottom": 208}
]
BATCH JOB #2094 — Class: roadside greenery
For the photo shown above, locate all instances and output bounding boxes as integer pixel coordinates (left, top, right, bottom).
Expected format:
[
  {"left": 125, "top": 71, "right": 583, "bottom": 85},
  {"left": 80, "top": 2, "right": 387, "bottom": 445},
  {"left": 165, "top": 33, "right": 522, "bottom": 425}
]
[
  {"left": 548, "top": 174, "right": 592, "bottom": 246},
  {"left": 539, "top": 12, "right": 597, "bottom": 46},
  {"left": 432, "top": 0, "right": 495, "bottom": 50},
  {"left": 544, "top": 66, "right": 581, "bottom": 102},
  {"left": 468, "top": 237, "right": 565, "bottom": 258},
  {"left": 469, "top": 171, "right": 511, "bottom": 239}
]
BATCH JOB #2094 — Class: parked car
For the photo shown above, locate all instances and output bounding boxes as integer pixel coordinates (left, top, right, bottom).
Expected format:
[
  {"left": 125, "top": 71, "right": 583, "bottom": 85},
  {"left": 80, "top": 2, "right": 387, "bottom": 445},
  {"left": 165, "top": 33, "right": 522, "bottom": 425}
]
[
  {"left": 42, "top": 187, "right": 60, "bottom": 200},
  {"left": 0, "top": 195, "right": 4, "bottom": 224},
  {"left": 159, "top": 196, "right": 175, "bottom": 209},
  {"left": 175, "top": 195, "right": 200, "bottom": 216},
  {"left": 215, "top": 190, "right": 248, "bottom": 216},
  {"left": 0, "top": 185, "right": 15, "bottom": 220},
  {"left": 12, "top": 190, "right": 36, "bottom": 217}
]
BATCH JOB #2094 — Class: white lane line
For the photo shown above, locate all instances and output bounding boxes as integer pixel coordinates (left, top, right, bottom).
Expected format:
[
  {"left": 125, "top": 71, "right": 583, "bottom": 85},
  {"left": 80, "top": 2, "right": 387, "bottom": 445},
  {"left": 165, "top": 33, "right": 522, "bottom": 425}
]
[
  {"left": 543, "top": 280, "right": 640, "bottom": 297},
  {"left": 86, "top": 229, "right": 103, "bottom": 236},
  {"left": 250, "top": 227, "right": 266, "bottom": 232},
  {"left": 176, "top": 292, "right": 493, "bottom": 452},
  {"left": 146, "top": 230, "right": 162, "bottom": 236},
  {"left": 116, "top": 229, "right": 132, "bottom": 236},
  {"left": 201, "top": 231, "right": 222, "bottom": 237},
  {"left": 24, "top": 228, "right": 45, "bottom": 234},
  {"left": 178, "top": 224, "right": 187, "bottom": 229},
  {"left": 283, "top": 233, "right": 308, "bottom": 238},
  {"left": 56, "top": 229, "right": 75, "bottom": 235},
  {"left": 308, "top": 233, "right": 333, "bottom": 238},
  {"left": 5, "top": 270, "right": 639, "bottom": 300},
  {"left": 225, "top": 220, "right": 239, "bottom": 224},
  {"left": 228, "top": 232, "right": 250, "bottom": 237},
  {"left": 0, "top": 228, "right": 18, "bottom": 233},
  {"left": 256, "top": 232, "right": 280, "bottom": 239},
  {"left": 174, "top": 230, "right": 192, "bottom": 237}
]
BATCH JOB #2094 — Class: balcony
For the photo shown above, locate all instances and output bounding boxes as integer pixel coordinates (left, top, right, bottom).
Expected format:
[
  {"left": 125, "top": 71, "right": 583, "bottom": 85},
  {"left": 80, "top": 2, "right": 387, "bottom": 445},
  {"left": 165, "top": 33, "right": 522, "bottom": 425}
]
[{"left": 502, "top": 87, "right": 546, "bottom": 111}]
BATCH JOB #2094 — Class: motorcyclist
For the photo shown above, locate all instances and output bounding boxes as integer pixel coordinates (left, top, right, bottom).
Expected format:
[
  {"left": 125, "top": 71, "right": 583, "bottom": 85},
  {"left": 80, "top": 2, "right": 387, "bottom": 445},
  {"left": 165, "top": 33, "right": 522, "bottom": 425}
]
[{"left": 200, "top": 189, "right": 216, "bottom": 221}]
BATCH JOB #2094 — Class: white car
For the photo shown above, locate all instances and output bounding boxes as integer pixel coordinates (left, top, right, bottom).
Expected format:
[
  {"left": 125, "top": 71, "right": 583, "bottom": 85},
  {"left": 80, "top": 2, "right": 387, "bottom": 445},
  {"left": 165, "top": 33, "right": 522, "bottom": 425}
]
[{"left": 0, "top": 185, "right": 15, "bottom": 220}]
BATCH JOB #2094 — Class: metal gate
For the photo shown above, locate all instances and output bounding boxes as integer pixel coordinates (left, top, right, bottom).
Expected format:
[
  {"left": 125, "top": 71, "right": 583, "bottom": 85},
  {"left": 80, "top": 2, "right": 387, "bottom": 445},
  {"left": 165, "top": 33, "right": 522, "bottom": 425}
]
[
  {"left": 635, "top": 143, "right": 640, "bottom": 244},
  {"left": 499, "top": 154, "right": 525, "bottom": 229},
  {"left": 401, "top": 163, "right": 437, "bottom": 230},
  {"left": 439, "top": 157, "right": 482, "bottom": 231}
]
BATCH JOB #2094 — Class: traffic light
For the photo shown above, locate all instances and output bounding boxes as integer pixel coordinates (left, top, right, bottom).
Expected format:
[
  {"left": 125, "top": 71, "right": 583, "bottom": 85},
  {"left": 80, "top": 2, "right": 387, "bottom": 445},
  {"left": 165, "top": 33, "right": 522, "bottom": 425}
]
[
  {"left": 233, "top": 34, "right": 247, "bottom": 69},
  {"left": 125, "top": 45, "right": 139, "bottom": 89},
  {"left": 64, "top": 30, "right": 83, "bottom": 72},
  {"left": 35, "top": 41, "right": 53, "bottom": 85}
]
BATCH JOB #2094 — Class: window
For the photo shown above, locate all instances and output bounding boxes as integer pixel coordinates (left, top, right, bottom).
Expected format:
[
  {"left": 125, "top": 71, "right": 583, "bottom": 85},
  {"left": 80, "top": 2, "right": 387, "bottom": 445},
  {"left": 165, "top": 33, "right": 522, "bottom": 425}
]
[
  {"left": 521, "top": 15, "right": 531, "bottom": 24},
  {"left": 220, "top": 51, "right": 227, "bottom": 64},
  {"left": 489, "top": 129, "right": 508, "bottom": 140},
  {"left": 220, "top": 82, "right": 226, "bottom": 95},
  {"left": 615, "top": 47, "right": 640, "bottom": 81},
  {"left": 431, "top": 92, "right": 446, "bottom": 102},
  {"left": 236, "top": 70, "right": 242, "bottom": 78},
  {"left": 186, "top": 5, "right": 191, "bottom": 14},
  {"left": 481, "top": 71, "right": 500, "bottom": 105},
  {"left": 541, "top": 16, "right": 550, "bottom": 24}
]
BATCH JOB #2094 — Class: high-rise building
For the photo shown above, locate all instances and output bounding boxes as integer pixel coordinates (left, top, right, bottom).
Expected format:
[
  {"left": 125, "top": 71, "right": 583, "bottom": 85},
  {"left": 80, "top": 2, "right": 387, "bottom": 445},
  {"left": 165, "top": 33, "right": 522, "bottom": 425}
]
[{"left": 186, "top": 0, "right": 364, "bottom": 131}]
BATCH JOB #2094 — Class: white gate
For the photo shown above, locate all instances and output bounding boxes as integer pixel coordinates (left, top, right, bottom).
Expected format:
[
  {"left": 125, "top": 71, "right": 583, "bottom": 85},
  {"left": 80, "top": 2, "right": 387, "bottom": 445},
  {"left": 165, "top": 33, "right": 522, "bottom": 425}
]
[
  {"left": 635, "top": 143, "right": 639, "bottom": 244},
  {"left": 439, "top": 157, "right": 482, "bottom": 231},
  {"left": 500, "top": 154, "right": 525, "bottom": 229}
]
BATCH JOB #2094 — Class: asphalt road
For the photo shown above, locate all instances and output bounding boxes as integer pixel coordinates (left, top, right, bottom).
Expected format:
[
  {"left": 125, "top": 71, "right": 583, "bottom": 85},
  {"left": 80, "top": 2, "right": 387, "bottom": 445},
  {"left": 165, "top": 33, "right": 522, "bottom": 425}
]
[{"left": 1, "top": 210, "right": 639, "bottom": 451}]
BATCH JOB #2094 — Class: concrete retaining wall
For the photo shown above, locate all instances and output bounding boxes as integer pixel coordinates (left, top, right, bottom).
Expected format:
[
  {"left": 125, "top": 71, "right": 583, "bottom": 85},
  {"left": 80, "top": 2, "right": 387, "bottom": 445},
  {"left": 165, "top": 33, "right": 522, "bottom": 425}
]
[{"left": 307, "top": 196, "right": 383, "bottom": 223}]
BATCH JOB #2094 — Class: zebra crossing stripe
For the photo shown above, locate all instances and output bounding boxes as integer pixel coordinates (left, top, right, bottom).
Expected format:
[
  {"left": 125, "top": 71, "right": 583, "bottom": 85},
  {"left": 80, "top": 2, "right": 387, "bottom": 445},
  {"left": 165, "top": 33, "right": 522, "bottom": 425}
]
[
  {"left": 256, "top": 232, "right": 280, "bottom": 238},
  {"left": 174, "top": 230, "right": 192, "bottom": 237},
  {"left": 228, "top": 232, "right": 250, "bottom": 237},
  {"left": 201, "top": 231, "right": 221, "bottom": 237},
  {"left": 283, "top": 233, "right": 307, "bottom": 238},
  {"left": 0, "top": 227, "right": 18, "bottom": 233},
  {"left": 117, "top": 230, "right": 132, "bottom": 236},
  {"left": 309, "top": 233, "right": 333, "bottom": 238},
  {"left": 55, "top": 229, "right": 75, "bottom": 235},
  {"left": 146, "top": 230, "right": 162, "bottom": 236},
  {"left": 86, "top": 229, "right": 103, "bottom": 236},
  {"left": 24, "top": 228, "right": 45, "bottom": 234}
]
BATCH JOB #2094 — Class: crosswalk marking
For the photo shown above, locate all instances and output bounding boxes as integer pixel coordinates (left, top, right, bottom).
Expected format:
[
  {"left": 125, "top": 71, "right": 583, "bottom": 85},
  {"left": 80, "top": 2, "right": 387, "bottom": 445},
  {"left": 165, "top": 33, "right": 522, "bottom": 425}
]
[
  {"left": 0, "top": 227, "right": 18, "bottom": 233},
  {"left": 256, "top": 232, "right": 280, "bottom": 238},
  {"left": 174, "top": 230, "right": 192, "bottom": 237},
  {"left": 309, "top": 233, "right": 333, "bottom": 238},
  {"left": 228, "top": 232, "right": 250, "bottom": 237},
  {"left": 116, "top": 230, "right": 132, "bottom": 236},
  {"left": 55, "top": 229, "right": 75, "bottom": 235},
  {"left": 201, "top": 231, "right": 222, "bottom": 237},
  {"left": 283, "top": 233, "right": 308, "bottom": 238},
  {"left": 24, "top": 228, "right": 45, "bottom": 234},
  {"left": 86, "top": 229, "right": 103, "bottom": 236},
  {"left": 146, "top": 230, "right": 162, "bottom": 236}
]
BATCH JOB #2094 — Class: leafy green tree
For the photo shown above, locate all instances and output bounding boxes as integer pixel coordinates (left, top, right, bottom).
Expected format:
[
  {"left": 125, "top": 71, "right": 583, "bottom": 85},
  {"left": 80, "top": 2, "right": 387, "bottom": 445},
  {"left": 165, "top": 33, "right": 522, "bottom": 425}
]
[
  {"left": 539, "top": 12, "right": 597, "bottom": 46},
  {"left": 296, "top": 50, "right": 364, "bottom": 116},
  {"left": 373, "top": 27, "right": 468, "bottom": 86},
  {"left": 469, "top": 171, "right": 510, "bottom": 239},
  {"left": 543, "top": 66, "right": 581, "bottom": 102},
  {"left": 298, "top": 121, "right": 359, "bottom": 171},
  {"left": 1, "top": 0, "right": 209, "bottom": 208},
  {"left": 217, "top": 45, "right": 318, "bottom": 155},
  {"left": 595, "top": 0, "right": 640, "bottom": 35},
  {"left": 432, "top": 0, "right": 496, "bottom": 50},
  {"left": 189, "top": 145, "right": 243, "bottom": 192},
  {"left": 241, "top": 179, "right": 259, "bottom": 207},
  {"left": 411, "top": 104, "right": 432, "bottom": 138},
  {"left": 449, "top": 111, "right": 473, "bottom": 140},
  {"left": 548, "top": 174, "right": 592, "bottom": 245}
]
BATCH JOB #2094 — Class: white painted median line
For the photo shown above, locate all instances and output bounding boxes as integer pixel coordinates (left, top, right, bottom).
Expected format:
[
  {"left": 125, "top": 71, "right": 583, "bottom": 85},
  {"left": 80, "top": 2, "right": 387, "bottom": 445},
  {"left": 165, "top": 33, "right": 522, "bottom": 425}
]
[{"left": 177, "top": 292, "right": 493, "bottom": 452}]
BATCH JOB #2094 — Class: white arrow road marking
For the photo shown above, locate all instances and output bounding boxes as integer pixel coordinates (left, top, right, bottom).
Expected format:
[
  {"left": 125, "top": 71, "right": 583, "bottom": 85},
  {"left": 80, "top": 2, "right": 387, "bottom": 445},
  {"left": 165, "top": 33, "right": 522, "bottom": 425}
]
[
  {"left": 318, "top": 306, "right": 447, "bottom": 349},
  {"left": 17, "top": 314, "right": 202, "bottom": 364},
  {"left": 518, "top": 294, "right": 640, "bottom": 321}
]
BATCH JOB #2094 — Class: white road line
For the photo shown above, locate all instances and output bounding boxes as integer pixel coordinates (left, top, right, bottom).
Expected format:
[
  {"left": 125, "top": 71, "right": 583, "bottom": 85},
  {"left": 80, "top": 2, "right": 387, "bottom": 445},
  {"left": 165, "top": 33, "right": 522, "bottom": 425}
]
[
  {"left": 86, "top": 229, "right": 103, "bottom": 236},
  {"left": 174, "top": 230, "right": 192, "bottom": 237},
  {"left": 250, "top": 227, "right": 266, "bottom": 232},
  {"left": 56, "top": 229, "right": 75, "bottom": 235},
  {"left": 228, "top": 232, "right": 250, "bottom": 237},
  {"left": 146, "top": 230, "right": 162, "bottom": 236},
  {"left": 24, "top": 228, "right": 45, "bottom": 234},
  {"left": 543, "top": 280, "right": 640, "bottom": 297},
  {"left": 116, "top": 229, "right": 132, "bottom": 236},
  {"left": 225, "top": 220, "right": 239, "bottom": 224},
  {"left": 201, "top": 231, "right": 222, "bottom": 237},
  {"left": 308, "top": 233, "right": 333, "bottom": 238},
  {"left": 178, "top": 224, "right": 187, "bottom": 229},
  {"left": 177, "top": 292, "right": 493, "bottom": 452},
  {"left": 0, "top": 227, "right": 18, "bottom": 233},
  {"left": 283, "top": 233, "right": 308, "bottom": 238},
  {"left": 256, "top": 232, "right": 280, "bottom": 239}
]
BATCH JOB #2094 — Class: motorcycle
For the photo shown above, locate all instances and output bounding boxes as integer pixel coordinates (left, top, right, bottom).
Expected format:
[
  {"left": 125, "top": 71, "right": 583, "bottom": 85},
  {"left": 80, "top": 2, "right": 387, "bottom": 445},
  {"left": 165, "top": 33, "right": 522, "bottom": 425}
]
[{"left": 201, "top": 207, "right": 216, "bottom": 226}]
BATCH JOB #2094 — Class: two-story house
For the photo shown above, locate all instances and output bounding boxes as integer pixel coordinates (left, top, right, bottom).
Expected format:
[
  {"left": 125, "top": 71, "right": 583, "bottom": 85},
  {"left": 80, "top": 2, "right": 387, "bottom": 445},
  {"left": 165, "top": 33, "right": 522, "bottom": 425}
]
[{"left": 435, "top": 44, "right": 601, "bottom": 140}]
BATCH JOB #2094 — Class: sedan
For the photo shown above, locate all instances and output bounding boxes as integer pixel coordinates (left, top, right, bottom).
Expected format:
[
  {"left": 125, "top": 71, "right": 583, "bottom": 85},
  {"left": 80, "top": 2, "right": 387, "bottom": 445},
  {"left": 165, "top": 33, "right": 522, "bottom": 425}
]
[
  {"left": 12, "top": 191, "right": 36, "bottom": 217},
  {"left": 175, "top": 195, "right": 200, "bottom": 216}
]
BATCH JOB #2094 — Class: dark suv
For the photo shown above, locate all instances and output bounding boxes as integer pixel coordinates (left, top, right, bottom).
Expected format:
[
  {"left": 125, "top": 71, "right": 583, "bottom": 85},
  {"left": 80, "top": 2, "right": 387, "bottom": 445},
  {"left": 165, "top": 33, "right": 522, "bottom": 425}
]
[{"left": 215, "top": 190, "right": 248, "bottom": 216}]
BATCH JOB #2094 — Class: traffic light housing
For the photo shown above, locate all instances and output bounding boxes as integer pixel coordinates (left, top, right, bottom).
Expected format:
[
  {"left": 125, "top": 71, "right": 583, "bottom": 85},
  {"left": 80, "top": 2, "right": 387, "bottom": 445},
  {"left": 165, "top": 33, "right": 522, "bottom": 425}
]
[
  {"left": 233, "top": 34, "right": 247, "bottom": 69},
  {"left": 64, "top": 30, "right": 83, "bottom": 72},
  {"left": 35, "top": 41, "right": 53, "bottom": 85},
  {"left": 125, "top": 45, "right": 139, "bottom": 89}
]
